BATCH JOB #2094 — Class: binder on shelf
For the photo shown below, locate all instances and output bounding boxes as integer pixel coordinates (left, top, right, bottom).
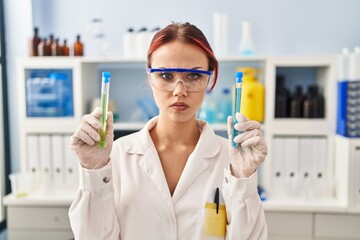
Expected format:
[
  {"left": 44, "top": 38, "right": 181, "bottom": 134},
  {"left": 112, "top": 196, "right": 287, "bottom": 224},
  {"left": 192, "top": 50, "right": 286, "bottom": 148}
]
[
  {"left": 26, "top": 135, "right": 40, "bottom": 175},
  {"left": 63, "top": 135, "right": 79, "bottom": 188},
  {"left": 312, "top": 137, "right": 331, "bottom": 198},
  {"left": 51, "top": 134, "right": 65, "bottom": 186},
  {"left": 38, "top": 134, "right": 52, "bottom": 193},
  {"left": 271, "top": 137, "right": 286, "bottom": 198},
  {"left": 284, "top": 137, "right": 300, "bottom": 198},
  {"left": 299, "top": 137, "right": 313, "bottom": 199},
  {"left": 355, "top": 146, "right": 360, "bottom": 207},
  {"left": 39, "top": 135, "right": 52, "bottom": 177}
]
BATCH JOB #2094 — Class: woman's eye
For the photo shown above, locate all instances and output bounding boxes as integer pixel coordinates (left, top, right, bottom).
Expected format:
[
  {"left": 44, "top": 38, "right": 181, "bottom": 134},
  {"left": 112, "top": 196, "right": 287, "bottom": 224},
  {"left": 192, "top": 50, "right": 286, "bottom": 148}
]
[
  {"left": 188, "top": 73, "right": 201, "bottom": 80},
  {"left": 159, "top": 72, "right": 173, "bottom": 80}
]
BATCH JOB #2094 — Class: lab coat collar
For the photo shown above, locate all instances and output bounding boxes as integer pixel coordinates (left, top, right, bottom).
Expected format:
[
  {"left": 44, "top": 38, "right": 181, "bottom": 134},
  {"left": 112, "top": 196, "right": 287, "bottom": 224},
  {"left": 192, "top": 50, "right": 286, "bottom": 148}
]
[{"left": 124, "top": 117, "right": 221, "bottom": 158}]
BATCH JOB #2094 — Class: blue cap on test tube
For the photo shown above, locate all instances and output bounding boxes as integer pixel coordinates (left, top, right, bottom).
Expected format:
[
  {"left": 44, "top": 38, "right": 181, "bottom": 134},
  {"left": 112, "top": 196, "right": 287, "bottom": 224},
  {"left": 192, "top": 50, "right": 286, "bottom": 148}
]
[
  {"left": 235, "top": 72, "right": 243, "bottom": 83},
  {"left": 102, "top": 72, "right": 111, "bottom": 83}
]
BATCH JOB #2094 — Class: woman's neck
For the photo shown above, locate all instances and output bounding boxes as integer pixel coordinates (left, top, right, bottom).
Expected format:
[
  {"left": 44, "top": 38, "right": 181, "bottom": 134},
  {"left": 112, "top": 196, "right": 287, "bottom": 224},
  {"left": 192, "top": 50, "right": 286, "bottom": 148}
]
[{"left": 150, "top": 116, "right": 200, "bottom": 148}]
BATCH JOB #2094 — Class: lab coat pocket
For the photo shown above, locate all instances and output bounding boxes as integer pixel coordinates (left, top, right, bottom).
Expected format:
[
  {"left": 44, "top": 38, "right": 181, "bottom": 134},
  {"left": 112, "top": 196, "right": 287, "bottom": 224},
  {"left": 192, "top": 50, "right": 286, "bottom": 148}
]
[{"left": 202, "top": 202, "right": 227, "bottom": 238}]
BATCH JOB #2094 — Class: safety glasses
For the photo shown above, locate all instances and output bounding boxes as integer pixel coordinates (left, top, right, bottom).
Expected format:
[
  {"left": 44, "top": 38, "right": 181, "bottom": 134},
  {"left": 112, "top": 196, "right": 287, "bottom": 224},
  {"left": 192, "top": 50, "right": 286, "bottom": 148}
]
[{"left": 147, "top": 68, "right": 213, "bottom": 92}]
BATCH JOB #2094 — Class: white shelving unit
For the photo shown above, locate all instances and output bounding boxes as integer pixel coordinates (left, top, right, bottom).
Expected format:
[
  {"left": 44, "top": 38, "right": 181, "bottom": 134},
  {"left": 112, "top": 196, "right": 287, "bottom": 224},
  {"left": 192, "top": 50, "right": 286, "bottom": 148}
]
[{"left": 5, "top": 56, "right": 360, "bottom": 240}]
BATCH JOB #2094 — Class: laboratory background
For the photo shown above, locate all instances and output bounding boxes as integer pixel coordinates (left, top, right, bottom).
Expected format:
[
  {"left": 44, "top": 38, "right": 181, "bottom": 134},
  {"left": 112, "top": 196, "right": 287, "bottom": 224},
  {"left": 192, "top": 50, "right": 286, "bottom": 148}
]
[{"left": 0, "top": 0, "right": 359, "bottom": 239}]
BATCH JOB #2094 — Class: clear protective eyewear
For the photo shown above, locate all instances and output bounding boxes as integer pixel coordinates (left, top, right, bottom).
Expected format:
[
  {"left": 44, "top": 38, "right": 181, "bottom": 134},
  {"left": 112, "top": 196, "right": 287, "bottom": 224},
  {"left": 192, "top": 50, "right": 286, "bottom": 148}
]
[{"left": 147, "top": 68, "right": 213, "bottom": 92}]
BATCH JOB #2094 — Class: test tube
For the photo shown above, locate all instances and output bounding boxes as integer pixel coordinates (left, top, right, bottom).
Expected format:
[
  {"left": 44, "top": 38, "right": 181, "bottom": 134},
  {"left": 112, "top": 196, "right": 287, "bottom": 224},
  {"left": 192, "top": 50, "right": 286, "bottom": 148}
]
[
  {"left": 98, "top": 72, "right": 111, "bottom": 148},
  {"left": 232, "top": 72, "right": 243, "bottom": 148}
]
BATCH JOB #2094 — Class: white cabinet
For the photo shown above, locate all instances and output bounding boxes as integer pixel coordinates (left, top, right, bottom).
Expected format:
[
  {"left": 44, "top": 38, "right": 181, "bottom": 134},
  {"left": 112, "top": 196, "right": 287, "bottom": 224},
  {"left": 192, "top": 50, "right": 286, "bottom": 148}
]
[{"left": 4, "top": 194, "right": 74, "bottom": 240}]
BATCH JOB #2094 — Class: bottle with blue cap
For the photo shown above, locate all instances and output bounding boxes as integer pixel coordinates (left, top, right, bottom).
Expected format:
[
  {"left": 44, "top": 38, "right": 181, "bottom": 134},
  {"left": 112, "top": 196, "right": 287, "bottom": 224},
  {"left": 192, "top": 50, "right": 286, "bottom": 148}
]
[
  {"left": 98, "top": 72, "right": 111, "bottom": 148},
  {"left": 232, "top": 72, "right": 243, "bottom": 148},
  {"left": 216, "top": 87, "right": 232, "bottom": 123}
]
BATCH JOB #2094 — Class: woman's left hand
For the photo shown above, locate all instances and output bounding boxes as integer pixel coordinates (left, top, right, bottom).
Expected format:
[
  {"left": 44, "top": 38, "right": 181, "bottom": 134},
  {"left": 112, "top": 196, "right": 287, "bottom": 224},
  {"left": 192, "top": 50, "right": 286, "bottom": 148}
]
[{"left": 227, "top": 113, "right": 268, "bottom": 178}]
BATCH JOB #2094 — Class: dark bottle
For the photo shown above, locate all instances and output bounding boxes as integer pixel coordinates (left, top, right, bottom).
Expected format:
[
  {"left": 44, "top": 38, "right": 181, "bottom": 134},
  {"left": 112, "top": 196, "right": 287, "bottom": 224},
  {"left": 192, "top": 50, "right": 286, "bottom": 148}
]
[
  {"left": 73, "top": 35, "right": 84, "bottom": 56},
  {"left": 62, "top": 39, "right": 70, "bottom": 56},
  {"left": 275, "top": 75, "right": 289, "bottom": 118},
  {"left": 317, "top": 88, "right": 325, "bottom": 118},
  {"left": 45, "top": 34, "right": 54, "bottom": 56},
  {"left": 38, "top": 38, "right": 51, "bottom": 56},
  {"left": 29, "top": 27, "right": 41, "bottom": 56},
  {"left": 303, "top": 85, "right": 319, "bottom": 118},
  {"left": 51, "top": 38, "right": 63, "bottom": 56},
  {"left": 290, "top": 85, "right": 304, "bottom": 118}
]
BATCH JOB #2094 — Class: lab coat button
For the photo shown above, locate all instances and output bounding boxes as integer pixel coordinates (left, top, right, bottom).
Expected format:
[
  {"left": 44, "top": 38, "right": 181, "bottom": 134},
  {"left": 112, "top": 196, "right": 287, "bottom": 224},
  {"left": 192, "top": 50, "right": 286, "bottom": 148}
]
[{"left": 103, "top": 176, "right": 110, "bottom": 183}]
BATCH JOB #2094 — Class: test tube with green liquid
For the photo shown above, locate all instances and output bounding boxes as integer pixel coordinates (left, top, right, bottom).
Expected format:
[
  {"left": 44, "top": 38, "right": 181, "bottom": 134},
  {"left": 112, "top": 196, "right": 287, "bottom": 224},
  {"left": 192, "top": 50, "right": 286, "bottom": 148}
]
[
  {"left": 232, "top": 72, "right": 243, "bottom": 148},
  {"left": 98, "top": 72, "right": 111, "bottom": 148}
]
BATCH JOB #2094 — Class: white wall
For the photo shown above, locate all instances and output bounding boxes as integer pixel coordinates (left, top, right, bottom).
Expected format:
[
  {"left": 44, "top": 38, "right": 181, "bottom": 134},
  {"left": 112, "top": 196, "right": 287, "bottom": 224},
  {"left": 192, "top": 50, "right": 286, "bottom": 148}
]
[
  {"left": 32, "top": 0, "right": 360, "bottom": 56},
  {"left": 4, "top": 0, "right": 33, "bottom": 172}
]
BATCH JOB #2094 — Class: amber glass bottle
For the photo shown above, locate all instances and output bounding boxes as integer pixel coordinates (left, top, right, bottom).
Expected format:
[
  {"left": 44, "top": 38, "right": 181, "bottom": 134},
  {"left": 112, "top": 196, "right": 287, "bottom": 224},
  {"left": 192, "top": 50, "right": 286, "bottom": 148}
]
[
  {"left": 38, "top": 38, "right": 51, "bottom": 56},
  {"left": 29, "top": 27, "right": 41, "bottom": 56},
  {"left": 51, "top": 38, "right": 63, "bottom": 56},
  {"left": 62, "top": 40, "right": 70, "bottom": 56},
  {"left": 73, "top": 35, "right": 84, "bottom": 56}
]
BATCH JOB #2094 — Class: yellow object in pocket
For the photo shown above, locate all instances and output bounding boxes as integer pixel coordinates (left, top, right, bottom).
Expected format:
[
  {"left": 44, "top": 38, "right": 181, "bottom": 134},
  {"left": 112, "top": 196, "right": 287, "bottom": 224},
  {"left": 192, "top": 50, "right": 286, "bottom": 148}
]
[{"left": 203, "top": 202, "right": 227, "bottom": 237}]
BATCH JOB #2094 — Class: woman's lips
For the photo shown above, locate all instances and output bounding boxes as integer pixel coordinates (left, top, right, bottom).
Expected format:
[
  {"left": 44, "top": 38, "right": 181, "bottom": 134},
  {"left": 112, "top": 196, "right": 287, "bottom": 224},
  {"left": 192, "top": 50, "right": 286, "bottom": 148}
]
[{"left": 171, "top": 102, "right": 189, "bottom": 111}]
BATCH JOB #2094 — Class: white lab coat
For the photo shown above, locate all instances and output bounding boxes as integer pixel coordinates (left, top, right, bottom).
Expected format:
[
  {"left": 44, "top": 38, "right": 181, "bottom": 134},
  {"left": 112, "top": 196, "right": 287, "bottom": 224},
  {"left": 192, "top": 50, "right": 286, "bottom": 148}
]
[{"left": 69, "top": 117, "right": 267, "bottom": 240}]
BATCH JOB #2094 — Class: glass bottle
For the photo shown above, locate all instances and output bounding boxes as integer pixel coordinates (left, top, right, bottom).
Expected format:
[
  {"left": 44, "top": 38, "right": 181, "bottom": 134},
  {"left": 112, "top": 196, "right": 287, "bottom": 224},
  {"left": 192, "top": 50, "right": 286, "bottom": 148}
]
[
  {"left": 29, "top": 27, "right": 41, "bottom": 56},
  {"left": 73, "top": 35, "right": 84, "bottom": 56},
  {"left": 303, "top": 85, "right": 319, "bottom": 118},
  {"left": 275, "top": 75, "right": 289, "bottom": 118},
  {"left": 290, "top": 85, "right": 304, "bottom": 118},
  {"left": 62, "top": 40, "right": 70, "bottom": 56},
  {"left": 51, "top": 38, "right": 62, "bottom": 56},
  {"left": 38, "top": 38, "right": 51, "bottom": 56}
]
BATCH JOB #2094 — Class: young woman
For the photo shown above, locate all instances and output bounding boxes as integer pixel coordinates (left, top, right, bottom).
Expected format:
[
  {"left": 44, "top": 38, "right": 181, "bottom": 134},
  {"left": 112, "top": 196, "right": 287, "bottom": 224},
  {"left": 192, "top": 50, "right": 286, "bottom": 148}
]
[{"left": 69, "top": 22, "right": 268, "bottom": 240}]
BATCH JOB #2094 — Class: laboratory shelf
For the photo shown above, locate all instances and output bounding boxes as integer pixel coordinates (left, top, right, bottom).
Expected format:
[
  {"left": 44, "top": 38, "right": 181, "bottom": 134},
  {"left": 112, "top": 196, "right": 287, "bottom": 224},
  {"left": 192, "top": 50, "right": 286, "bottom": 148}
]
[
  {"left": 270, "top": 119, "right": 332, "bottom": 136},
  {"left": 263, "top": 199, "right": 348, "bottom": 213}
]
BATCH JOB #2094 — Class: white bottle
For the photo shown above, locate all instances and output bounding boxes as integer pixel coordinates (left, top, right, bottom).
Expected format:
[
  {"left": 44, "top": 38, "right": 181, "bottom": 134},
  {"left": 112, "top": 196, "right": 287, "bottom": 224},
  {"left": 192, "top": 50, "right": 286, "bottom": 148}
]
[
  {"left": 349, "top": 46, "right": 360, "bottom": 81},
  {"left": 136, "top": 27, "right": 149, "bottom": 59},
  {"left": 123, "top": 28, "right": 136, "bottom": 58},
  {"left": 337, "top": 48, "right": 350, "bottom": 81},
  {"left": 213, "top": 12, "right": 228, "bottom": 57},
  {"left": 239, "top": 21, "right": 255, "bottom": 56}
]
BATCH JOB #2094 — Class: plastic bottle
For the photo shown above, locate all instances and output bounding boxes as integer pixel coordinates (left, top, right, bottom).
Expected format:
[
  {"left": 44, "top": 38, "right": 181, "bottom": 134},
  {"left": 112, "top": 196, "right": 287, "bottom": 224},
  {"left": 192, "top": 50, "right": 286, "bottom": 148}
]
[
  {"left": 290, "top": 85, "right": 304, "bottom": 118},
  {"left": 136, "top": 27, "right": 149, "bottom": 58},
  {"left": 29, "top": 27, "right": 41, "bottom": 56},
  {"left": 337, "top": 48, "right": 350, "bottom": 81},
  {"left": 74, "top": 35, "right": 84, "bottom": 56},
  {"left": 216, "top": 88, "right": 232, "bottom": 123},
  {"left": 123, "top": 28, "right": 136, "bottom": 58},
  {"left": 213, "top": 12, "right": 228, "bottom": 56},
  {"left": 62, "top": 40, "right": 70, "bottom": 56},
  {"left": 275, "top": 75, "right": 289, "bottom": 118},
  {"left": 237, "top": 67, "right": 264, "bottom": 122},
  {"left": 239, "top": 21, "right": 255, "bottom": 56},
  {"left": 198, "top": 91, "right": 216, "bottom": 124}
]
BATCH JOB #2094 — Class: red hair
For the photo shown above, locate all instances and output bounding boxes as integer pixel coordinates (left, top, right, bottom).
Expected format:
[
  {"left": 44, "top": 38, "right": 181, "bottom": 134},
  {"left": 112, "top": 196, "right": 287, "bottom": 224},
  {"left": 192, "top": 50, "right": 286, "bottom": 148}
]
[{"left": 147, "top": 22, "right": 219, "bottom": 91}]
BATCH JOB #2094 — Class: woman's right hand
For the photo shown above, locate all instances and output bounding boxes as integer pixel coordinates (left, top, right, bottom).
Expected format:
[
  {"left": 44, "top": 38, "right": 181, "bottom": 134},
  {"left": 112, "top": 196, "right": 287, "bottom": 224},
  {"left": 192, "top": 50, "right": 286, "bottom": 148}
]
[{"left": 70, "top": 107, "right": 114, "bottom": 169}]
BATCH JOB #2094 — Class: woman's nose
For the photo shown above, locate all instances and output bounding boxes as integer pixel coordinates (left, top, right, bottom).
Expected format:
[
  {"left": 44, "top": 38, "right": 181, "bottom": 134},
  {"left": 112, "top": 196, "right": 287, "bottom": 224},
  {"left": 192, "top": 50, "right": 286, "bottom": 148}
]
[{"left": 172, "top": 80, "right": 188, "bottom": 96}]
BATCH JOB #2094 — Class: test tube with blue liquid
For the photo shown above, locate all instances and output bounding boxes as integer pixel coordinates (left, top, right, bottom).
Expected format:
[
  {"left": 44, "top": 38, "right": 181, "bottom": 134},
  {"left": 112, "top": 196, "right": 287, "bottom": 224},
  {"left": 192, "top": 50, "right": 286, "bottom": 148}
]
[
  {"left": 232, "top": 72, "right": 243, "bottom": 148},
  {"left": 98, "top": 72, "right": 111, "bottom": 148}
]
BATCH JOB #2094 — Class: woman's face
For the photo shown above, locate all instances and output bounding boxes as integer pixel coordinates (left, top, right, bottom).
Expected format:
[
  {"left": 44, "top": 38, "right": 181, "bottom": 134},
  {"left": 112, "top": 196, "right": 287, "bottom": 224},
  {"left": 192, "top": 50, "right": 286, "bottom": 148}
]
[{"left": 149, "top": 40, "right": 209, "bottom": 123}]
